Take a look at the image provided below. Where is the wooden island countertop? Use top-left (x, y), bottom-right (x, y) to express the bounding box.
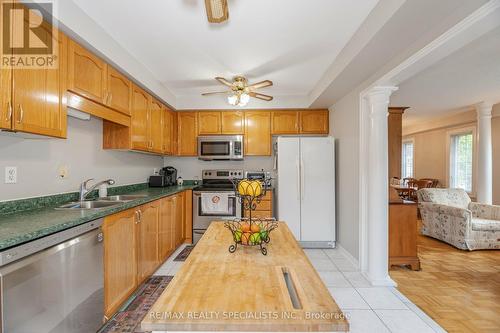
top-left (141, 221), bottom-right (349, 332)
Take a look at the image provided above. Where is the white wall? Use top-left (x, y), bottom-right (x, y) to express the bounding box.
top-left (0, 117), bottom-right (163, 201)
top-left (329, 91), bottom-right (360, 260)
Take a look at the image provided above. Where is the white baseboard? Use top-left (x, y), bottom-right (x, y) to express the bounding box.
top-left (336, 243), bottom-right (360, 270)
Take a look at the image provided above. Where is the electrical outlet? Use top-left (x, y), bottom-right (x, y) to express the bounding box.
top-left (5, 166), bottom-right (17, 184)
top-left (58, 165), bottom-right (69, 179)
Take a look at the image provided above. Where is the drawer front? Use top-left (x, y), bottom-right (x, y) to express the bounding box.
top-left (245, 210), bottom-right (273, 219)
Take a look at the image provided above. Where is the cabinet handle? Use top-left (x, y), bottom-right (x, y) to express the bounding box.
top-left (135, 210), bottom-right (140, 224)
top-left (108, 93), bottom-right (113, 105)
top-left (138, 209), bottom-right (142, 223)
top-left (6, 101), bottom-right (12, 122)
top-left (17, 105), bottom-right (24, 124)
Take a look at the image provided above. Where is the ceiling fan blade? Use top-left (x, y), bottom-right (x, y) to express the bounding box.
top-left (248, 80), bottom-right (273, 90)
top-left (205, 0), bottom-right (229, 23)
top-left (249, 92), bottom-right (273, 101)
top-left (201, 91), bottom-right (228, 96)
top-left (215, 77), bottom-right (233, 87)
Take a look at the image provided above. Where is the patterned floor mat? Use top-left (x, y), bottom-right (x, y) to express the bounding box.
top-left (98, 275), bottom-right (173, 333)
top-left (173, 245), bottom-right (194, 261)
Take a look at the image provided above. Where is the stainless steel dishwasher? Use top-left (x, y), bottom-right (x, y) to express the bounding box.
top-left (0, 219), bottom-right (104, 333)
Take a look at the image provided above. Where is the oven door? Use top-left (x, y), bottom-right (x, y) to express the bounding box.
top-left (193, 192), bottom-right (241, 230)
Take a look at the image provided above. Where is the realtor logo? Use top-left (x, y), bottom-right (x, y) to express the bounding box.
top-left (1, 1), bottom-right (58, 68)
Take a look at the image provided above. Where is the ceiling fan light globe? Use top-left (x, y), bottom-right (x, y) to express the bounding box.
top-left (239, 93), bottom-right (250, 105)
top-left (227, 94), bottom-right (238, 106)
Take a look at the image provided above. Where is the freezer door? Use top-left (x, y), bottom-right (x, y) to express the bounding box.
top-left (277, 137), bottom-right (301, 240)
top-left (300, 137), bottom-right (336, 242)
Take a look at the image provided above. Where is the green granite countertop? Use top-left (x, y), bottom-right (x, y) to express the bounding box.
top-left (0, 184), bottom-right (198, 251)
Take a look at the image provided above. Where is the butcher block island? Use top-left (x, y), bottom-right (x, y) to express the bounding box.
top-left (141, 221), bottom-right (349, 332)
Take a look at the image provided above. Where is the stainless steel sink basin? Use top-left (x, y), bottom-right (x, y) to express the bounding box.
top-left (56, 200), bottom-right (121, 210)
top-left (100, 195), bottom-right (148, 201)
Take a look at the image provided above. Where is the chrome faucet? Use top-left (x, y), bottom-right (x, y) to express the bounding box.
top-left (79, 178), bottom-right (115, 201)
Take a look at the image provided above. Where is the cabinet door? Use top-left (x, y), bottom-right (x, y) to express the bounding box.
top-left (137, 202), bottom-right (159, 284)
top-left (107, 66), bottom-right (131, 115)
top-left (173, 193), bottom-right (185, 247)
top-left (172, 112), bottom-right (179, 155)
top-left (163, 108), bottom-right (174, 155)
top-left (12, 28), bottom-right (67, 138)
top-left (131, 86), bottom-right (150, 151)
top-left (198, 111), bottom-right (221, 134)
top-left (149, 98), bottom-right (164, 153)
top-left (221, 111), bottom-right (244, 134)
top-left (103, 209), bottom-right (137, 318)
top-left (159, 197), bottom-right (175, 262)
top-left (244, 111), bottom-right (271, 156)
top-left (0, 8), bottom-right (11, 131)
top-left (271, 111), bottom-right (299, 134)
top-left (177, 112), bottom-right (198, 156)
top-left (68, 40), bottom-right (107, 103)
top-left (300, 110), bottom-right (329, 134)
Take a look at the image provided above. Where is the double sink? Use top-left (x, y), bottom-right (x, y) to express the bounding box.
top-left (56, 195), bottom-right (148, 210)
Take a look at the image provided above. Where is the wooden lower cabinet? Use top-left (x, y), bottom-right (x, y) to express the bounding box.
top-left (244, 190), bottom-right (273, 219)
top-left (103, 191), bottom-right (190, 318)
top-left (137, 202), bottom-right (160, 284)
top-left (173, 193), bottom-right (185, 247)
top-left (159, 196), bottom-right (175, 262)
top-left (103, 209), bottom-right (138, 318)
top-left (389, 202), bottom-right (420, 270)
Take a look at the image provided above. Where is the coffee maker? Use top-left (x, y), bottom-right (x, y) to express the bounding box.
top-left (149, 166), bottom-right (177, 187)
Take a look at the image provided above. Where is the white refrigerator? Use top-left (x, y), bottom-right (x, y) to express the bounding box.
top-left (276, 137), bottom-right (336, 248)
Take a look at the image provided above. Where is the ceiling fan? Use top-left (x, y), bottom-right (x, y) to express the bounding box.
top-left (202, 76), bottom-right (274, 106)
top-left (205, 0), bottom-right (229, 23)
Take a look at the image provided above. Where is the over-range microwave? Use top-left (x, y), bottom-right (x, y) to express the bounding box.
top-left (198, 135), bottom-right (244, 160)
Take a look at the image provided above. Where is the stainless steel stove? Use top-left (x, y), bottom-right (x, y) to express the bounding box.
top-left (192, 169), bottom-right (244, 243)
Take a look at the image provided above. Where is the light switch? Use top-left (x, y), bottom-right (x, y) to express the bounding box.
top-left (5, 166), bottom-right (17, 184)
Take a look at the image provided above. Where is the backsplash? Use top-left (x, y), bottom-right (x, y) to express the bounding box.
top-left (0, 117), bottom-right (163, 201)
top-left (162, 156), bottom-right (277, 181)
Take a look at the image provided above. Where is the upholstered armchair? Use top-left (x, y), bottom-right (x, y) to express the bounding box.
top-left (417, 188), bottom-right (500, 250)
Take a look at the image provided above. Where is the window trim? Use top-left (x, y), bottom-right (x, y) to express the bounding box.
top-left (446, 126), bottom-right (477, 196)
top-left (401, 137), bottom-right (415, 179)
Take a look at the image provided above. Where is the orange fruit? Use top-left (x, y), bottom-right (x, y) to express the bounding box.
top-left (241, 232), bottom-right (251, 245)
top-left (250, 223), bottom-right (261, 233)
top-left (241, 223), bottom-right (250, 232)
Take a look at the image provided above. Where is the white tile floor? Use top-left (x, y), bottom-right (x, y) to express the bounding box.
top-left (154, 245), bottom-right (446, 333)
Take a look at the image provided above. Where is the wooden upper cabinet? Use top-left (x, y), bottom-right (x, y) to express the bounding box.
top-left (68, 40), bottom-right (107, 104)
top-left (177, 111), bottom-right (198, 156)
top-left (271, 111), bottom-right (299, 135)
top-left (149, 98), bottom-right (164, 154)
top-left (172, 112), bottom-right (179, 155)
top-left (107, 66), bottom-right (132, 115)
top-left (300, 110), bottom-right (329, 134)
top-left (130, 86), bottom-right (150, 151)
top-left (0, 13), bottom-right (11, 131)
top-left (221, 111), bottom-right (244, 134)
top-left (244, 111), bottom-right (271, 156)
top-left (103, 209), bottom-right (137, 318)
top-left (163, 108), bottom-right (174, 155)
top-left (137, 202), bottom-right (159, 284)
top-left (11, 27), bottom-right (67, 138)
top-left (198, 111), bottom-right (221, 135)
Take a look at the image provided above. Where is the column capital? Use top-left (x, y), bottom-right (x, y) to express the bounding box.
top-left (475, 101), bottom-right (493, 118)
top-left (365, 86), bottom-right (399, 104)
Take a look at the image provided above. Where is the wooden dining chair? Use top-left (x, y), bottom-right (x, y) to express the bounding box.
top-left (419, 178), bottom-right (439, 188)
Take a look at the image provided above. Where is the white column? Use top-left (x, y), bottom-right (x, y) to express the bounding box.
top-left (476, 102), bottom-right (493, 204)
top-left (365, 86), bottom-right (398, 286)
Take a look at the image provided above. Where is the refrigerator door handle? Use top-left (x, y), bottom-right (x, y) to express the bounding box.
top-left (300, 157), bottom-right (305, 201)
top-left (296, 157), bottom-right (301, 201)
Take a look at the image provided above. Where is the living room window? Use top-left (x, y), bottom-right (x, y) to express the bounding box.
top-left (402, 139), bottom-right (414, 179)
top-left (449, 131), bottom-right (474, 193)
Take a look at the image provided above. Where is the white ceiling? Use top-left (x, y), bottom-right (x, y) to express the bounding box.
top-left (71, 0), bottom-right (379, 108)
top-left (392, 24), bottom-right (500, 126)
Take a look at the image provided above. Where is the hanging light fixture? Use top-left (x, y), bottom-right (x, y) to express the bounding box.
top-left (227, 94), bottom-right (238, 106)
